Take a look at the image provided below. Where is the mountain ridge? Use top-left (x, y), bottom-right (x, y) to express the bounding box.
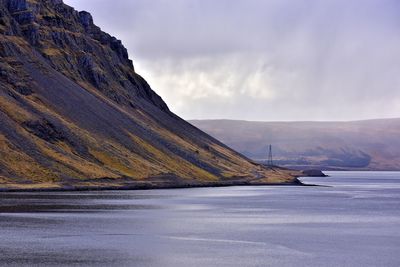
top-left (0, 0), bottom-right (297, 190)
top-left (190, 118), bottom-right (400, 171)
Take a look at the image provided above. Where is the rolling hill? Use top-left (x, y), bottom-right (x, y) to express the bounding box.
top-left (190, 118), bottom-right (400, 171)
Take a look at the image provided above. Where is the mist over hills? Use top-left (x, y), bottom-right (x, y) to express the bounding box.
top-left (190, 118), bottom-right (400, 171)
top-left (0, 0), bottom-right (296, 190)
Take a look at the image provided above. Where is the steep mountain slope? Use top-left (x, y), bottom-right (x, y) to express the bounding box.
top-left (0, 0), bottom-right (296, 190)
top-left (190, 119), bottom-right (400, 171)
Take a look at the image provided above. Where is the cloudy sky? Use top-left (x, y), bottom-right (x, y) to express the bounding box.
top-left (65, 0), bottom-right (400, 121)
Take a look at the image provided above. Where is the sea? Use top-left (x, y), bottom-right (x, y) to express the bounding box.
top-left (0, 171), bottom-right (399, 266)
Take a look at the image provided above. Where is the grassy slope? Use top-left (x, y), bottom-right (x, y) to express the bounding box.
top-left (0, 1), bottom-right (297, 190)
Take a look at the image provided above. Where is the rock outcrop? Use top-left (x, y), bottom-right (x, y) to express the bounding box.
top-left (301, 170), bottom-right (328, 177)
top-left (0, 0), bottom-right (297, 190)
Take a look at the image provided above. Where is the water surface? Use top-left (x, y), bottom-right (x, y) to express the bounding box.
top-left (1, 171), bottom-right (399, 266)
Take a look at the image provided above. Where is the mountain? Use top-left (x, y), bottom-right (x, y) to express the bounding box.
top-left (190, 118), bottom-right (400, 171)
top-left (0, 0), bottom-right (298, 190)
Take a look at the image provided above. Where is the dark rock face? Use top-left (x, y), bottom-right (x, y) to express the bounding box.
top-left (2, 0), bottom-right (165, 110)
top-left (78, 11), bottom-right (92, 29)
top-left (6, 0), bottom-right (28, 12)
top-left (302, 170), bottom-right (328, 177)
top-left (22, 120), bottom-right (65, 143)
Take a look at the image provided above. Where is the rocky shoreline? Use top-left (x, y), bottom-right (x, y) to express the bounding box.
top-left (0, 167), bottom-right (326, 192)
top-left (0, 177), bottom-right (306, 192)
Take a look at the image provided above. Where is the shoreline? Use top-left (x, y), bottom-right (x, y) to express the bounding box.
top-left (0, 177), bottom-right (313, 193)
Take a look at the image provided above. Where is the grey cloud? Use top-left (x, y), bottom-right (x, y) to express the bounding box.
top-left (65, 0), bottom-right (400, 121)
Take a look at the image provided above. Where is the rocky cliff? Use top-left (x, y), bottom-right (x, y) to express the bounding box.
top-left (0, 0), bottom-right (297, 190)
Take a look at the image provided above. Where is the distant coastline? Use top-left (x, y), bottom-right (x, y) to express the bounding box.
top-left (190, 119), bottom-right (400, 171)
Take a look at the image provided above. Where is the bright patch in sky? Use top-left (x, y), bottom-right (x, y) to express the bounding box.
top-left (65, 0), bottom-right (400, 121)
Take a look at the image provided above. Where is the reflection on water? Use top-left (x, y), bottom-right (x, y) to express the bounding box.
top-left (1, 172), bottom-right (400, 266)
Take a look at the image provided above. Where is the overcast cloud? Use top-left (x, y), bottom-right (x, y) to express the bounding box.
top-left (65, 0), bottom-right (400, 121)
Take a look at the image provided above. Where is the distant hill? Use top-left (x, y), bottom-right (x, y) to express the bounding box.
top-left (0, 0), bottom-right (296, 190)
top-left (190, 119), bottom-right (400, 171)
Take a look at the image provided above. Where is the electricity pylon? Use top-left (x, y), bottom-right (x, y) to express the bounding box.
top-left (267, 144), bottom-right (273, 167)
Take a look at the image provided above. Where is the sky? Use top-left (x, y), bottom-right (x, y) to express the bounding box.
top-left (64, 0), bottom-right (400, 121)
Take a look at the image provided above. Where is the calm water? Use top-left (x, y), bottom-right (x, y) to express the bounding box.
top-left (1, 171), bottom-right (399, 266)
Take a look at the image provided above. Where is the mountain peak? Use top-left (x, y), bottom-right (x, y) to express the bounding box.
top-left (2, 0), bottom-right (171, 110)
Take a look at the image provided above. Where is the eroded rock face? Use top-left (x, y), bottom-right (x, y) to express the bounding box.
top-left (1, 0), bottom-right (167, 111)
top-left (78, 11), bottom-right (92, 29)
top-left (6, 0), bottom-right (28, 13)
top-left (22, 119), bottom-right (65, 143)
